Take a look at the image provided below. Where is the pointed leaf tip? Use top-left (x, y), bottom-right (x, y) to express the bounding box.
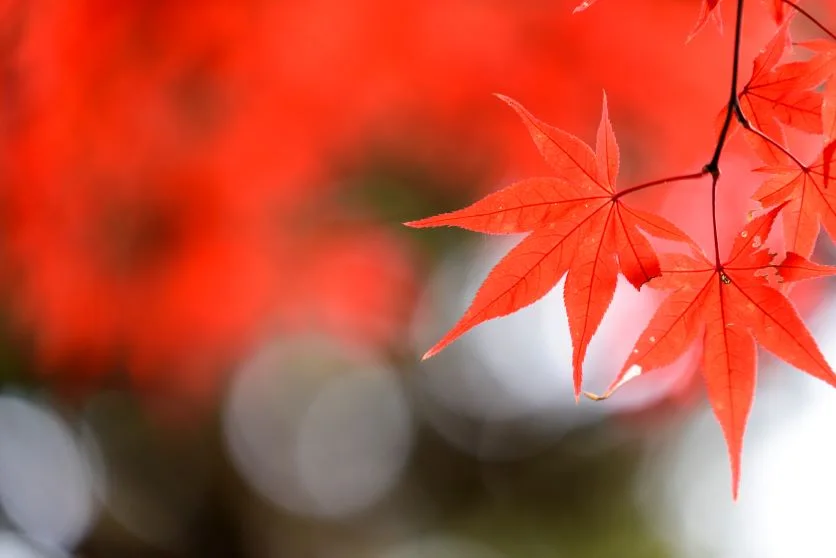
top-left (777, 252), bottom-right (836, 283)
top-left (493, 92), bottom-right (513, 105)
top-left (496, 93), bottom-right (609, 195)
top-left (421, 344), bottom-right (443, 360)
top-left (595, 89), bottom-right (619, 191)
top-left (732, 476), bottom-right (741, 501)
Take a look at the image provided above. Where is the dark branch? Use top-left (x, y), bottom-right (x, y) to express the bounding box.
top-left (703, 0), bottom-right (747, 267)
top-left (613, 171), bottom-right (708, 200)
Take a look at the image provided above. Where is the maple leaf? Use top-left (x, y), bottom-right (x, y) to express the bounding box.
top-left (752, 74), bottom-right (836, 262)
top-left (736, 22), bottom-right (830, 165)
top-left (753, 140), bottom-right (836, 258)
top-left (594, 206), bottom-right (836, 497)
top-left (406, 94), bottom-right (696, 397)
top-left (751, 36), bottom-right (836, 252)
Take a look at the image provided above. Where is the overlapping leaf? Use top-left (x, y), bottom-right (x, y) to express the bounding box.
top-left (754, 145), bottom-right (836, 258)
top-left (753, 50), bottom-right (836, 259)
top-left (736, 22), bottom-right (830, 164)
top-left (595, 206), bottom-right (836, 497)
top-left (804, 39), bottom-right (836, 186)
top-left (406, 95), bottom-right (695, 396)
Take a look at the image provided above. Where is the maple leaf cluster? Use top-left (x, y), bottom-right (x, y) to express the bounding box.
top-left (408, 0), bottom-right (836, 497)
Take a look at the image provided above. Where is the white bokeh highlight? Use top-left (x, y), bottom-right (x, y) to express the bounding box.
top-left (0, 395), bottom-right (100, 551)
top-left (0, 532), bottom-right (64, 558)
top-left (225, 340), bottom-right (413, 519)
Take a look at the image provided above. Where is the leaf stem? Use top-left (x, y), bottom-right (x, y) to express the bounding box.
top-left (613, 171), bottom-right (708, 200)
top-left (780, 0), bottom-right (836, 41)
top-left (735, 109), bottom-right (808, 170)
top-left (711, 172), bottom-right (722, 266)
top-left (704, 0), bottom-right (746, 268)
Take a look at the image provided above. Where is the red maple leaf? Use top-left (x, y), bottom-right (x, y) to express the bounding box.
top-left (736, 22), bottom-right (830, 164)
top-left (594, 205), bottom-right (836, 497)
top-left (752, 138), bottom-right (836, 258)
top-left (752, 38), bottom-right (836, 230)
top-left (406, 94), bottom-right (695, 396)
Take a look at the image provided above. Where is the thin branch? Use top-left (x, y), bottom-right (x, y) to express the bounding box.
top-left (613, 171), bottom-right (708, 200)
top-left (711, 173), bottom-right (722, 267)
top-left (703, 0), bottom-right (747, 268)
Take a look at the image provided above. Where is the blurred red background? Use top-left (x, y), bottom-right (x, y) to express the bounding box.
top-left (0, 0), bottom-right (786, 401)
